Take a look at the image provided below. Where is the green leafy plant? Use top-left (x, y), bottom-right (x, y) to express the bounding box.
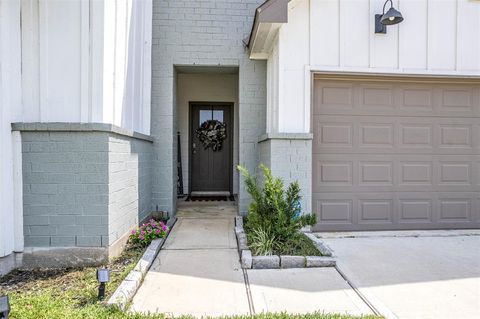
top-left (248, 227), bottom-right (277, 256)
top-left (129, 218), bottom-right (169, 247)
top-left (238, 164), bottom-right (317, 256)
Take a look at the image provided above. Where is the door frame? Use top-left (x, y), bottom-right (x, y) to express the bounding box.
top-left (188, 101), bottom-right (234, 195)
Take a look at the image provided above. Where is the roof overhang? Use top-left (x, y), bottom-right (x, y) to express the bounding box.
top-left (247, 0), bottom-right (289, 60)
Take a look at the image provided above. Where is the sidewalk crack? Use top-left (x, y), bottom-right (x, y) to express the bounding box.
top-left (242, 267), bottom-right (255, 315)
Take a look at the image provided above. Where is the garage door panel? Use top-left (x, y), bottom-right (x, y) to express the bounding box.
top-left (313, 115), bottom-right (479, 155)
top-left (439, 124), bottom-right (472, 149)
top-left (313, 82), bottom-right (355, 112)
top-left (313, 78), bottom-right (480, 230)
top-left (437, 161), bottom-right (471, 185)
top-left (313, 198), bottom-right (354, 225)
top-left (359, 161), bottom-right (393, 186)
top-left (439, 86), bottom-right (479, 113)
top-left (312, 192), bottom-right (479, 231)
top-left (314, 154), bottom-right (480, 193)
top-left (314, 160), bottom-right (353, 187)
top-left (400, 85), bottom-right (434, 110)
top-left (358, 84), bottom-right (395, 110)
top-left (400, 161), bottom-right (433, 186)
top-left (435, 192), bottom-right (477, 223)
top-left (399, 124), bottom-right (433, 148)
top-left (358, 196), bottom-right (395, 225)
top-left (360, 124), bottom-right (394, 148)
top-left (359, 200), bottom-right (393, 224)
top-left (438, 198), bottom-right (472, 223)
top-left (313, 80), bottom-right (480, 117)
top-left (313, 121), bottom-right (353, 148)
top-left (398, 199), bottom-right (433, 224)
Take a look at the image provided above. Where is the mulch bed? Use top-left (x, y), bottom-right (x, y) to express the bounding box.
top-left (0, 244), bottom-right (143, 294)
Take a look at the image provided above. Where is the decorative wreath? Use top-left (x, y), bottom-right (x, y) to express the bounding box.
top-left (195, 120), bottom-right (227, 152)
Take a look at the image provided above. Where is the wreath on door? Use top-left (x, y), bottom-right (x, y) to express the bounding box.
top-left (195, 120), bottom-right (227, 151)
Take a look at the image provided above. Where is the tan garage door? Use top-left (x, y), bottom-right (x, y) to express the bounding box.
top-left (312, 75), bottom-right (480, 231)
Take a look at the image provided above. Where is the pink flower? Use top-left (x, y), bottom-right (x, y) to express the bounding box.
top-left (140, 230), bottom-right (145, 235)
top-left (131, 230), bottom-right (136, 235)
top-left (139, 235), bottom-right (144, 240)
top-left (162, 225), bottom-right (168, 231)
top-left (155, 229), bottom-right (161, 234)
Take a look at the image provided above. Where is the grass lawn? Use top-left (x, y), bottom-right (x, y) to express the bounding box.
top-left (0, 244), bottom-right (381, 319)
top-left (0, 244), bottom-right (146, 319)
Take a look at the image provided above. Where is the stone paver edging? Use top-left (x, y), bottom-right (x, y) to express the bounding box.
top-left (107, 217), bottom-right (177, 310)
top-left (234, 216), bottom-right (336, 269)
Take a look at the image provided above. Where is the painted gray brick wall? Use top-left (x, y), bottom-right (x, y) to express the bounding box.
top-left (258, 135), bottom-right (313, 215)
top-left (22, 131), bottom-right (110, 248)
top-left (108, 135), bottom-right (153, 246)
top-left (21, 129), bottom-right (153, 249)
top-left (151, 0), bottom-right (267, 214)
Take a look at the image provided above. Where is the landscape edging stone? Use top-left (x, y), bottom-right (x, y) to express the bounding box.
top-left (234, 216), bottom-right (336, 269)
top-left (107, 216), bottom-right (177, 310)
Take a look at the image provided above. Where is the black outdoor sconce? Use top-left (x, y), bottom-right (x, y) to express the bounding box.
top-left (375, 0), bottom-right (404, 34)
top-left (96, 268), bottom-right (110, 300)
top-left (0, 295), bottom-right (10, 319)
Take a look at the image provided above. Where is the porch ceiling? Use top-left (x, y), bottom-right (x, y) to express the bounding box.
top-left (175, 66), bottom-right (239, 74)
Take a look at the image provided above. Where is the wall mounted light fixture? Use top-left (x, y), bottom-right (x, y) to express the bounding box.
top-left (375, 0), bottom-right (404, 34)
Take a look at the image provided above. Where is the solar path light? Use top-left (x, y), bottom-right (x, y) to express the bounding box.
top-left (0, 295), bottom-right (10, 319)
top-left (96, 268), bottom-right (110, 300)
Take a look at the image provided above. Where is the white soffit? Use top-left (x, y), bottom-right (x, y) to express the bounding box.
top-left (248, 0), bottom-right (288, 60)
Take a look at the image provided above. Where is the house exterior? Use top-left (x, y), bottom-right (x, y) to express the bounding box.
top-left (1, 0), bottom-right (479, 272)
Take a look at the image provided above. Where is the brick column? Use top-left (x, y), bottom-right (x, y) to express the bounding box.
top-left (257, 133), bottom-right (313, 214)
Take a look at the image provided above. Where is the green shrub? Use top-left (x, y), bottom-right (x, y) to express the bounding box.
top-left (238, 164), bottom-right (317, 256)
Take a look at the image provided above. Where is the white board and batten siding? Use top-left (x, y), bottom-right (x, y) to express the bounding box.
top-left (0, 0), bottom-right (23, 258)
top-left (21, 0), bottom-right (152, 135)
top-left (0, 0), bottom-right (153, 259)
top-left (273, 0), bottom-right (480, 134)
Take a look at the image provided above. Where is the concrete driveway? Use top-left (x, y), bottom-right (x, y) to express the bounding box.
top-left (320, 232), bottom-right (480, 319)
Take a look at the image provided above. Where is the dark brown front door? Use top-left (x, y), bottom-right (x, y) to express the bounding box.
top-left (190, 103), bottom-right (232, 194)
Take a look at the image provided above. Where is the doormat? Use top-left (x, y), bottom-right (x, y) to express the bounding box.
top-left (186, 195), bottom-right (235, 202)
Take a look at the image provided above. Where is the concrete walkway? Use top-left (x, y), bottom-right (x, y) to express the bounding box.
top-left (131, 204), bottom-right (373, 317)
top-left (321, 232), bottom-right (480, 319)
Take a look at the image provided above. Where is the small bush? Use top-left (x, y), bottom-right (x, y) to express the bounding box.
top-left (129, 219), bottom-right (169, 247)
top-left (238, 164), bottom-right (317, 256)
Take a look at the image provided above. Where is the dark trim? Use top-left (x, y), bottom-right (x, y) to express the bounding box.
top-left (246, 0), bottom-right (289, 49)
top-left (188, 102), bottom-right (235, 196)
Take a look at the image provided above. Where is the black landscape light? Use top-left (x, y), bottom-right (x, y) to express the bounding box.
top-left (375, 0), bottom-right (404, 34)
top-left (0, 295), bottom-right (10, 319)
top-left (96, 268), bottom-right (110, 300)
